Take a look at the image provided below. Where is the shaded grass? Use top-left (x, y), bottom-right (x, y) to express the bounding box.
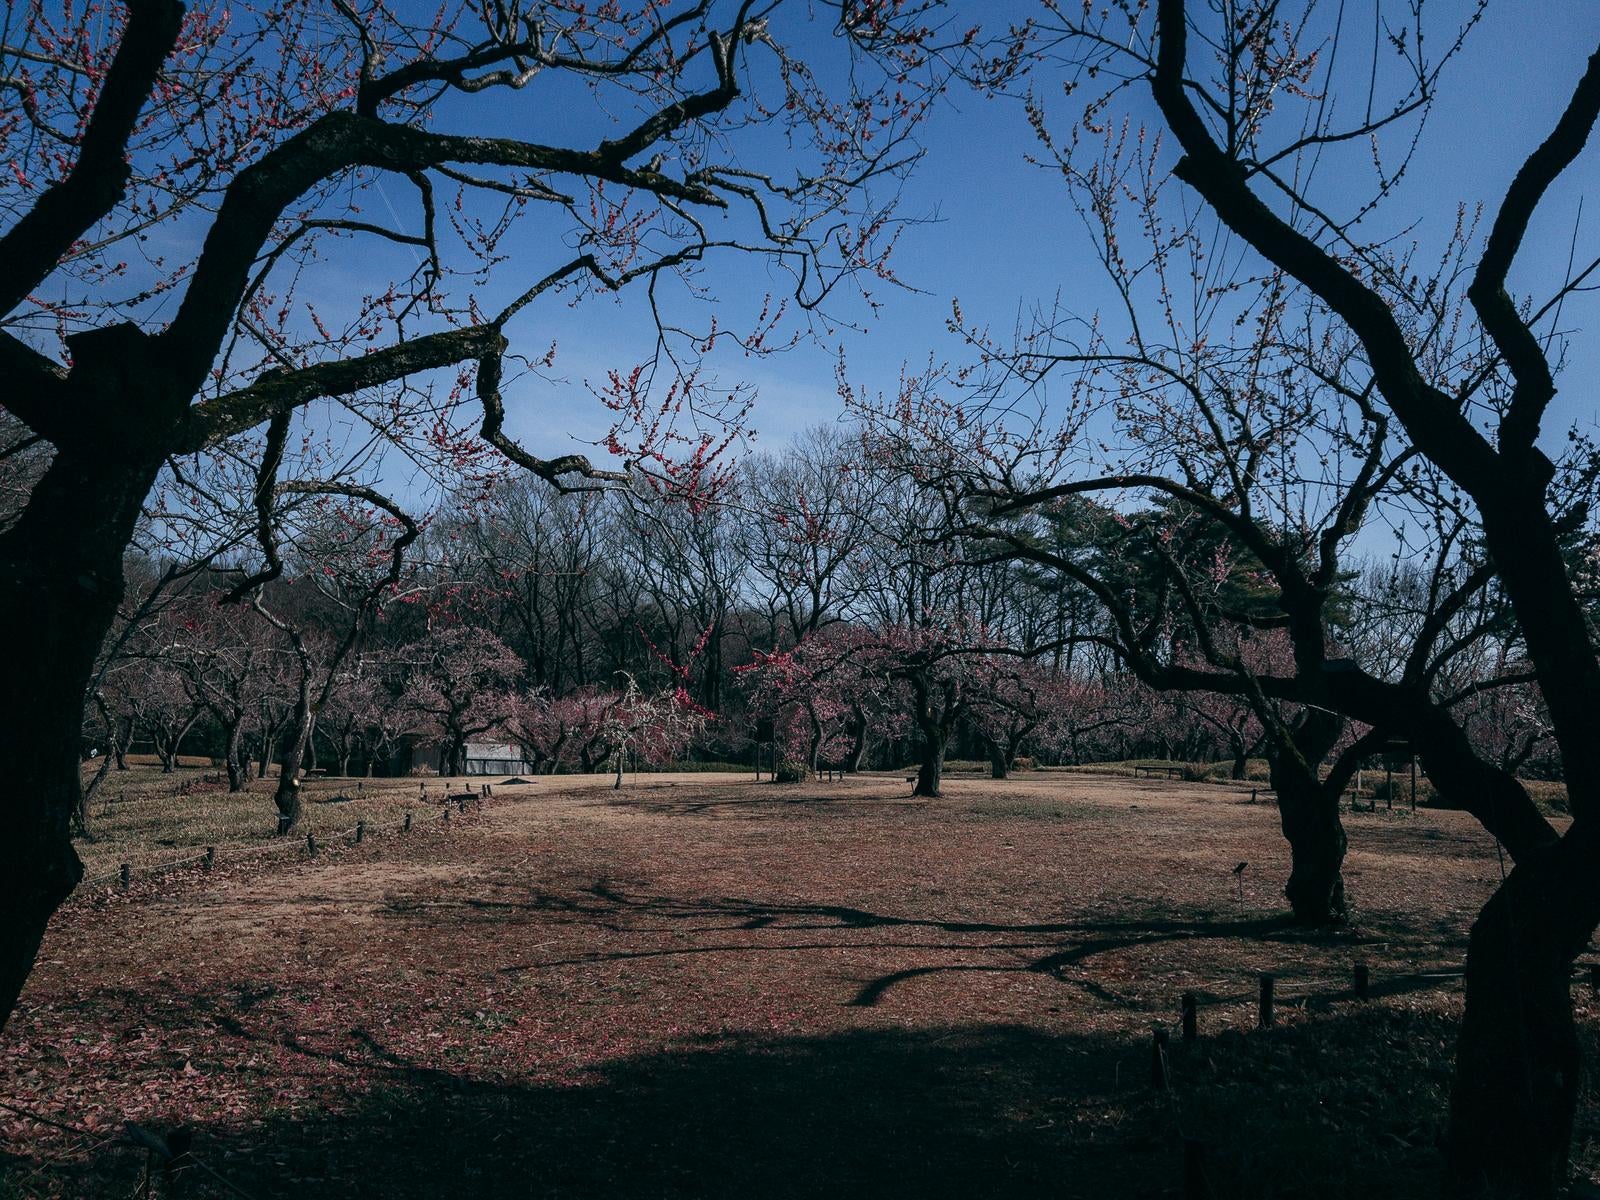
top-left (21, 1009), bottom-right (1587, 1199)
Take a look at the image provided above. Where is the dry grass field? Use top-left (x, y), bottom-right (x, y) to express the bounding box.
top-left (2, 767), bottom-right (1597, 1198)
top-left (71, 761), bottom-right (483, 882)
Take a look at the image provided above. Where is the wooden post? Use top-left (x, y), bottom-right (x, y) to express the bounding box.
top-left (355, 820), bottom-right (365, 844)
top-left (1181, 992), bottom-right (1198, 1043)
top-left (1258, 974), bottom-right (1275, 1029)
top-left (306, 832), bottom-right (317, 857)
top-left (442, 807), bottom-right (450, 824)
top-left (119, 863), bottom-right (131, 889)
top-left (1249, 788), bottom-right (1256, 804)
top-left (1355, 962), bottom-right (1370, 1000)
top-left (203, 846), bottom-right (215, 871)
top-left (403, 811), bottom-right (412, 832)
top-left (1151, 1028), bottom-right (1170, 1090)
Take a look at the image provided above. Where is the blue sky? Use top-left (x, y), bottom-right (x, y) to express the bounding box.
top-left (485, 0), bottom-right (1600, 472)
top-left (29, 1), bottom-right (1594, 499)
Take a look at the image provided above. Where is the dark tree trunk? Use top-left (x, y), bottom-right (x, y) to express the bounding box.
top-left (987, 738), bottom-right (1009, 780)
top-left (845, 706), bottom-right (868, 773)
top-left (913, 715), bottom-right (951, 798)
top-left (78, 696), bottom-right (120, 838)
top-left (222, 716), bottom-right (246, 792)
top-left (154, 708), bottom-right (200, 774)
top-left (77, 750), bottom-right (112, 841)
top-left (914, 744), bottom-right (944, 797)
top-left (907, 676), bottom-right (954, 798)
top-left (0, 444), bottom-right (163, 1033)
top-left (273, 703), bottom-right (312, 834)
top-left (1230, 743), bottom-right (1248, 780)
top-left (1273, 771), bottom-right (1348, 924)
top-left (546, 731), bottom-right (569, 775)
top-left (1266, 709), bottom-right (1348, 925)
top-left (1446, 831), bottom-right (1600, 1198)
top-left (445, 731), bottom-right (468, 778)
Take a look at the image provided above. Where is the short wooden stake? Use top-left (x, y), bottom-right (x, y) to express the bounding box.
top-left (203, 846), bottom-right (215, 871)
top-left (1151, 1028), bottom-right (1170, 1090)
top-left (355, 820), bottom-right (365, 844)
top-left (403, 811), bottom-right (412, 832)
top-left (1181, 992), bottom-right (1198, 1043)
top-left (306, 832), bottom-right (317, 857)
top-left (119, 863), bottom-right (131, 889)
top-left (1249, 788), bottom-right (1256, 804)
top-left (1354, 962), bottom-right (1370, 1000)
top-left (442, 807), bottom-right (450, 824)
top-left (1258, 973), bottom-right (1275, 1029)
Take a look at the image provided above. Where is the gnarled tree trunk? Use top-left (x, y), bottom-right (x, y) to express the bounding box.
top-left (221, 715), bottom-right (247, 792)
top-left (272, 702), bottom-right (312, 834)
top-left (0, 444), bottom-right (164, 1032)
top-left (1266, 708), bottom-right (1348, 925)
top-left (1446, 832), bottom-right (1600, 1198)
top-left (907, 675), bottom-right (957, 799)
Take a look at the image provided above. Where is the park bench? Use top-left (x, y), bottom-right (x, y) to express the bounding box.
top-left (1133, 764), bottom-right (1186, 780)
top-left (443, 783), bottom-right (493, 809)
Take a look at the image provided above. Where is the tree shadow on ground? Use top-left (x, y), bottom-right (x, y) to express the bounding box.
top-left (437, 884), bottom-right (1445, 998)
top-left (27, 1012), bottom-right (1495, 1200)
